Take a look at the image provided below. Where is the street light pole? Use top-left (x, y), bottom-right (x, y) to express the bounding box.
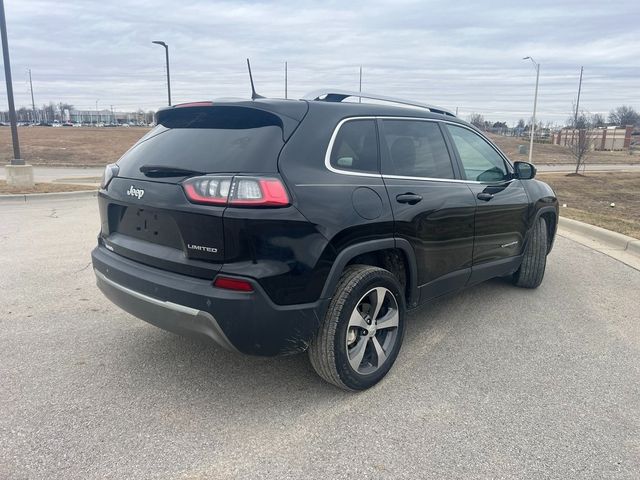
top-left (523, 56), bottom-right (539, 163)
top-left (0, 0), bottom-right (22, 164)
top-left (152, 41), bottom-right (171, 106)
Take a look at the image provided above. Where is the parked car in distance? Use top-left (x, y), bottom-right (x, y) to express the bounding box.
top-left (92, 90), bottom-right (558, 390)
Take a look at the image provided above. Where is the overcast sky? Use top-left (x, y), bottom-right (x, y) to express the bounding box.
top-left (1, 0), bottom-right (638, 124)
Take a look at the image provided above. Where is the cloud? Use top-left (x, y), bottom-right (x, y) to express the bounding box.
top-left (0, 0), bottom-right (638, 124)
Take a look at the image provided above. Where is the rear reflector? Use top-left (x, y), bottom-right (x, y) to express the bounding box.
top-left (213, 276), bottom-right (254, 292)
top-left (182, 175), bottom-right (289, 207)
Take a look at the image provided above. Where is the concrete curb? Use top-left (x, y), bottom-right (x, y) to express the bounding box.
top-left (558, 216), bottom-right (640, 264)
top-left (0, 189), bottom-right (98, 203)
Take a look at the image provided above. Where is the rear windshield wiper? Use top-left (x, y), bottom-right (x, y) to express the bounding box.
top-left (139, 165), bottom-right (204, 178)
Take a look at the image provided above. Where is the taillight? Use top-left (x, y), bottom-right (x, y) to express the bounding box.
top-left (213, 276), bottom-right (254, 292)
top-left (182, 176), bottom-right (232, 205)
top-left (229, 177), bottom-right (289, 206)
top-left (182, 175), bottom-right (290, 207)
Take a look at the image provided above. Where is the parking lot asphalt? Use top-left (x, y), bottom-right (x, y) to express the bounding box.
top-left (1, 197), bottom-right (639, 479)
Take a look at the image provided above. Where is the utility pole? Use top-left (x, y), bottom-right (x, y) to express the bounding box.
top-left (284, 61), bottom-right (288, 99)
top-left (529, 63), bottom-right (540, 163)
top-left (455, 106), bottom-right (459, 116)
top-left (152, 41), bottom-right (171, 106)
top-left (111, 105), bottom-right (115, 125)
top-left (28, 68), bottom-right (36, 123)
top-left (1, 0), bottom-right (33, 186)
top-left (523, 56), bottom-right (540, 163)
top-left (1, 0), bottom-right (22, 164)
top-left (95, 99), bottom-right (99, 125)
top-left (358, 66), bottom-right (362, 103)
top-left (574, 66), bottom-right (583, 127)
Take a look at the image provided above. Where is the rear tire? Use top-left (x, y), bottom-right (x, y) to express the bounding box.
top-left (309, 265), bottom-right (406, 391)
top-left (513, 217), bottom-right (548, 288)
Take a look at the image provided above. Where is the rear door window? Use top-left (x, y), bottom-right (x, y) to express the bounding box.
top-left (380, 119), bottom-right (455, 179)
top-left (329, 119), bottom-right (379, 173)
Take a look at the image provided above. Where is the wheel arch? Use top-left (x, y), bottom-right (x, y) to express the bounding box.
top-left (319, 238), bottom-right (419, 308)
top-left (534, 206), bottom-right (558, 253)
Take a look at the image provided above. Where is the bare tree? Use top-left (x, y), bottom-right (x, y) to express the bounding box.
top-left (468, 113), bottom-right (485, 129)
top-left (608, 105), bottom-right (639, 126)
top-left (575, 113), bottom-right (589, 129)
top-left (568, 112), bottom-right (596, 174)
top-left (16, 107), bottom-right (29, 122)
top-left (591, 113), bottom-right (606, 127)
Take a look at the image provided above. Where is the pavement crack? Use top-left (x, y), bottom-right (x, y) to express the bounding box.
top-left (74, 261), bottom-right (92, 273)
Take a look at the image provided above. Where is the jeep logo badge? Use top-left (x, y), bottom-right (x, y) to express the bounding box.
top-left (126, 186), bottom-right (145, 199)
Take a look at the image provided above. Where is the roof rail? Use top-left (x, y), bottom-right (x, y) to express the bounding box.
top-left (302, 89), bottom-right (455, 117)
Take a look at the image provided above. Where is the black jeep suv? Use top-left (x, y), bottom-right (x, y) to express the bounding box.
top-left (92, 90), bottom-right (558, 390)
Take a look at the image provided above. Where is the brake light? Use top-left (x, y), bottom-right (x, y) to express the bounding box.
top-left (213, 276), bottom-right (254, 292)
top-left (182, 176), bottom-right (290, 207)
top-left (174, 101), bottom-right (214, 108)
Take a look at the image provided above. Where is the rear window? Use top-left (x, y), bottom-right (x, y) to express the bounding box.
top-left (329, 120), bottom-right (379, 173)
top-left (117, 106), bottom-right (285, 178)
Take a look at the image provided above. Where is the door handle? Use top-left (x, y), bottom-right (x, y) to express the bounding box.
top-left (396, 193), bottom-right (423, 205)
top-left (477, 192), bottom-right (494, 201)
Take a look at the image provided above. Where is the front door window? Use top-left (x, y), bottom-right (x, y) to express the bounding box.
top-left (447, 125), bottom-right (508, 182)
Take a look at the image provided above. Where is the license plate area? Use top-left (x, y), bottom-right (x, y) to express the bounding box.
top-left (135, 209), bottom-right (162, 240)
top-left (113, 206), bottom-right (183, 250)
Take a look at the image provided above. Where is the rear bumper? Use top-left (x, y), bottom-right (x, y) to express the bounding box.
top-left (95, 269), bottom-right (238, 352)
top-left (92, 245), bottom-right (327, 356)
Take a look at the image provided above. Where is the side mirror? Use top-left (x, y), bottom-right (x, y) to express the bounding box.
top-left (514, 161), bottom-right (536, 180)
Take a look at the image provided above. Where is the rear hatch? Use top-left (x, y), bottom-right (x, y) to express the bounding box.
top-left (98, 101), bottom-right (307, 278)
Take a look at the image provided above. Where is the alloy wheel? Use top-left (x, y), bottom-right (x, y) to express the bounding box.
top-left (345, 286), bottom-right (400, 375)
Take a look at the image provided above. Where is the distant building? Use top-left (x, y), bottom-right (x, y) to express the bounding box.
top-left (69, 109), bottom-right (150, 125)
top-left (554, 126), bottom-right (633, 151)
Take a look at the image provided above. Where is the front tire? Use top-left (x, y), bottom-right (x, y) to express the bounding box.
top-left (513, 217), bottom-right (548, 288)
top-left (309, 265), bottom-right (406, 391)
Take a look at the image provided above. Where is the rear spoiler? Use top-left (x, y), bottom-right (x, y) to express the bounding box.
top-left (155, 100), bottom-right (309, 141)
